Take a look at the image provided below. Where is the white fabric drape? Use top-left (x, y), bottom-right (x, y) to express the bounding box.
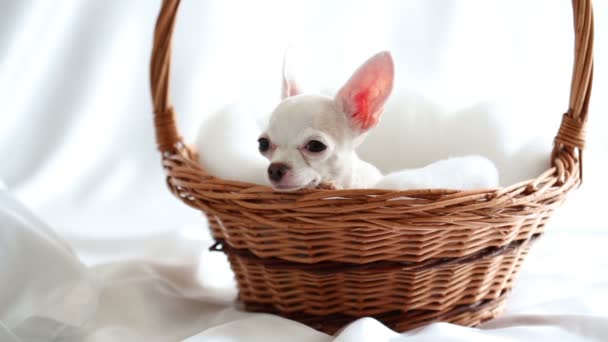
top-left (1, 0), bottom-right (607, 341)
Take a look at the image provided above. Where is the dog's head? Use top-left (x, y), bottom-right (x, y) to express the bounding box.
top-left (259, 51), bottom-right (394, 191)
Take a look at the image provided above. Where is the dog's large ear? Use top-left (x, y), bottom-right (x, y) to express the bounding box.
top-left (281, 51), bottom-right (301, 99)
top-left (335, 51), bottom-right (394, 133)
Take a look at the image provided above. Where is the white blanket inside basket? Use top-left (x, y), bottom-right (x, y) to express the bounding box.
top-left (196, 91), bottom-right (550, 189)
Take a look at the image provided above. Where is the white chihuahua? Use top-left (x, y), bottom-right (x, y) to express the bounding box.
top-left (258, 51), bottom-right (393, 191)
top-left (254, 51), bottom-right (499, 191)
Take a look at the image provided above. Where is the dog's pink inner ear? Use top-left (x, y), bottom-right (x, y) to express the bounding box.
top-left (282, 76), bottom-right (301, 99)
top-left (281, 55), bottom-right (301, 99)
top-left (335, 51), bottom-right (394, 132)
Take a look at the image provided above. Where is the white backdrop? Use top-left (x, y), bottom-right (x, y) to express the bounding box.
top-left (1, 1), bottom-right (607, 341)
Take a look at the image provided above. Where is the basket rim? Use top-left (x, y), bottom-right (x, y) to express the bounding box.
top-left (161, 143), bottom-right (580, 205)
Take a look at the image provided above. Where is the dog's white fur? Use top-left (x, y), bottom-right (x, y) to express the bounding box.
top-left (261, 95), bottom-right (383, 190)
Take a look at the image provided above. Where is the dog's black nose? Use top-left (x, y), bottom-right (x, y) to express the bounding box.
top-left (268, 163), bottom-right (289, 182)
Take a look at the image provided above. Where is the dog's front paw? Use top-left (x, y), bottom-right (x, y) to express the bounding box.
top-left (317, 181), bottom-right (341, 190)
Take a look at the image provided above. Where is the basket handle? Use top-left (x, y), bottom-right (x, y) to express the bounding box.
top-left (552, 0), bottom-right (594, 182)
top-left (150, 0), bottom-right (594, 170)
top-left (150, 0), bottom-right (182, 153)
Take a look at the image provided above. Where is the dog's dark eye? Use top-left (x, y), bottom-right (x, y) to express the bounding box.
top-left (306, 140), bottom-right (326, 153)
top-left (258, 137), bottom-right (270, 153)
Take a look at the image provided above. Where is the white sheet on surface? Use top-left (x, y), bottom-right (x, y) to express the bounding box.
top-left (1, 0), bottom-right (607, 341)
top-left (2, 189), bottom-right (608, 342)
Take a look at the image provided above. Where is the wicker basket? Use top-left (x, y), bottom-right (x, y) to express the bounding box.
top-left (149, 0), bottom-right (594, 334)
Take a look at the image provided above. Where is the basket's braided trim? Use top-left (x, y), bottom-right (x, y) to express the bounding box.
top-left (210, 233), bottom-right (537, 272)
top-left (556, 112), bottom-right (586, 149)
top-left (154, 106), bottom-right (181, 153)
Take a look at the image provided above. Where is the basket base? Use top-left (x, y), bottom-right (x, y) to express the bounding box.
top-left (238, 289), bottom-right (509, 335)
